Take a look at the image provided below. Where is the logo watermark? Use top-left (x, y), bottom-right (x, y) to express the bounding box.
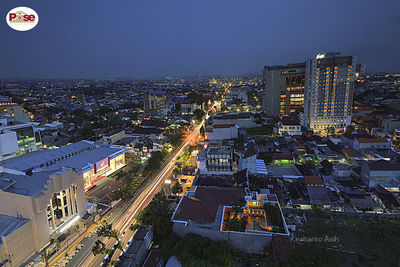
top-left (6, 7), bottom-right (39, 31)
top-left (292, 235), bottom-right (340, 243)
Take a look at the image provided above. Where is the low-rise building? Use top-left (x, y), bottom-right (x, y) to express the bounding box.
top-left (180, 102), bottom-right (202, 114)
top-left (118, 226), bottom-right (153, 267)
top-left (204, 146), bottom-right (236, 173)
top-left (171, 187), bottom-right (289, 254)
top-left (212, 113), bottom-right (259, 129)
top-left (206, 124), bottom-right (239, 141)
top-left (238, 141), bottom-right (257, 174)
top-left (381, 118), bottom-right (400, 134)
top-left (0, 114), bottom-right (41, 157)
top-left (277, 119), bottom-right (302, 136)
top-left (361, 159), bottom-right (400, 190)
top-left (353, 138), bottom-right (391, 150)
top-left (103, 129), bottom-right (126, 144)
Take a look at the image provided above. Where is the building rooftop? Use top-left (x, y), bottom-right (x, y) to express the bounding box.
top-left (2, 140), bottom-right (94, 172)
top-left (172, 187), bottom-right (245, 223)
top-left (368, 159), bottom-right (400, 171)
top-left (207, 146), bottom-right (232, 155)
top-left (212, 124), bottom-right (236, 129)
top-left (244, 142), bottom-right (257, 158)
top-left (306, 186), bottom-right (331, 206)
top-left (2, 141), bottom-right (127, 173)
top-left (213, 112), bottom-right (253, 120)
top-left (357, 138), bottom-right (389, 144)
top-left (304, 176), bottom-right (325, 186)
top-left (0, 169), bottom-right (62, 196)
top-left (0, 214), bottom-right (30, 245)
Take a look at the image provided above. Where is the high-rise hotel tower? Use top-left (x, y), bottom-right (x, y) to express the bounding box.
top-left (301, 53), bottom-right (356, 131)
top-left (262, 63), bottom-right (305, 116)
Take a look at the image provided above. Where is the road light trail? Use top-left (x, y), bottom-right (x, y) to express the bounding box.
top-left (72, 121), bottom-right (203, 267)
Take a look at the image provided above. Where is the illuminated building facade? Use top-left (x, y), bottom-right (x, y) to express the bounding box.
top-left (0, 114), bottom-right (40, 158)
top-left (0, 168), bottom-right (86, 265)
top-left (262, 63), bottom-right (305, 116)
top-left (144, 91), bottom-right (167, 117)
top-left (0, 96), bottom-right (30, 122)
top-left (302, 53), bottom-right (356, 131)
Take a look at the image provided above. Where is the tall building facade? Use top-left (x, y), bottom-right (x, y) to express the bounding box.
top-left (302, 53), bottom-right (356, 131)
top-left (262, 63), bottom-right (305, 116)
top-left (144, 91), bottom-right (167, 117)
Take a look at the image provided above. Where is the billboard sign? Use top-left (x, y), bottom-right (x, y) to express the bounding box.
top-left (94, 158), bottom-right (110, 173)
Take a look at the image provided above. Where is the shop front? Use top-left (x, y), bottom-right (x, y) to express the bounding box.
top-left (83, 152), bottom-right (126, 190)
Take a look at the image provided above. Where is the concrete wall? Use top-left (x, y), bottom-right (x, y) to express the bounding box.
top-left (263, 69), bottom-right (281, 116)
top-left (213, 118), bottom-right (258, 129)
top-left (173, 222), bottom-right (275, 254)
top-left (238, 155), bottom-right (257, 174)
top-left (0, 220), bottom-right (36, 267)
top-left (0, 168), bottom-right (86, 251)
top-left (207, 127), bottom-right (238, 141)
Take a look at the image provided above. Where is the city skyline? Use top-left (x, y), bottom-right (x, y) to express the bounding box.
top-left (1, 0), bottom-right (400, 79)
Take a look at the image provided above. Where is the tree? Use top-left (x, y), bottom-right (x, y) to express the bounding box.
top-left (171, 182), bottom-right (183, 195)
top-left (92, 221), bottom-right (120, 256)
top-left (175, 233), bottom-right (232, 267)
top-left (193, 109), bottom-right (205, 122)
top-left (78, 126), bottom-right (95, 139)
top-left (97, 221), bottom-right (119, 240)
top-left (224, 217), bottom-right (247, 232)
top-left (115, 171), bottom-right (129, 182)
top-left (92, 240), bottom-right (107, 256)
top-left (135, 193), bottom-right (172, 239)
top-left (143, 151), bottom-right (165, 175)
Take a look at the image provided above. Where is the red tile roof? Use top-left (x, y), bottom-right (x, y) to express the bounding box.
top-left (357, 138), bottom-right (389, 144)
top-left (172, 187), bottom-right (245, 223)
top-left (213, 124), bottom-right (236, 129)
top-left (274, 153), bottom-right (293, 160)
top-left (304, 176), bottom-right (325, 186)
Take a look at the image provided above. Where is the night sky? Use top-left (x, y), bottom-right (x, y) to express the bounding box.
top-left (1, 0), bottom-right (399, 78)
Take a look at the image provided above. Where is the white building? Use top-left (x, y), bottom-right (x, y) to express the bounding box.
top-left (361, 160), bottom-right (400, 189)
top-left (206, 124), bottom-right (239, 141)
top-left (212, 113), bottom-right (259, 129)
top-left (0, 130), bottom-right (19, 160)
top-left (277, 118), bottom-right (302, 136)
top-left (181, 103), bottom-right (202, 114)
top-left (238, 142), bottom-right (257, 175)
top-left (353, 138), bottom-right (391, 151)
top-left (0, 114), bottom-right (40, 157)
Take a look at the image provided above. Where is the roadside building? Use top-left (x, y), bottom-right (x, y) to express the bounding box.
top-left (180, 102), bottom-right (202, 115)
top-left (0, 168), bottom-right (86, 264)
top-left (0, 214), bottom-right (36, 267)
top-left (205, 124), bottom-right (239, 142)
top-left (212, 113), bottom-right (259, 129)
top-left (118, 226), bottom-right (153, 267)
top-left (1, 140), bottom-right (129, 190)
